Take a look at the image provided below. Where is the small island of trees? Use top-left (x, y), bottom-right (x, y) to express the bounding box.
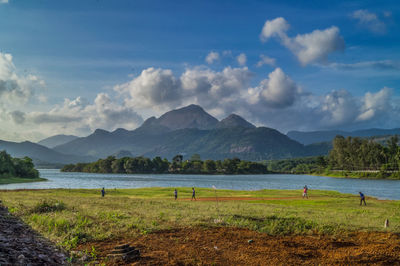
top-left (0, 150), bottom-right (41, 184)
top-left (61, 154), bottom-right (269, 175)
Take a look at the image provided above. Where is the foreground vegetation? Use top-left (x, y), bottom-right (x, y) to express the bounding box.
top-left (268, 135), bottom-right (400, 179)
top-left (61, 155), bottom-right (269, 175)
top-left (1, 188), bottom-right (399, 252)
top-left (0, 150), bottom-right (43, 184)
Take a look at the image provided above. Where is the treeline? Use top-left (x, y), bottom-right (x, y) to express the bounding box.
top-left (61, 155), bottom-right (269, 175)
top-left (329, 135), bottom-right (400, 171)
top-left (268, 135), bottom-right (400, 179)
top-left (0, 150), bottom-right (40, 179)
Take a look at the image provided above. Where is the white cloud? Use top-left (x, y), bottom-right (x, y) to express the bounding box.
top-left (260, 18), bottom-right (345, 65)
top-left (115, 67), bottom-right (181, 109)
top-left (26, 94), bottom-right (143, 135)
top-left (236, 53), bottom-right (247, 66)
top-left (352, 9), bottom-right (386, 33)
top-left (0, 52), bottom-right (45, 104)
top-left (260, 17), bottom-right (290, 42)
top-left (357, 87), bottom-right (392, 121)
top-left (248, 68), bottom-right (300, 108)
top-left (205, 51), bottom-right (220, 64)
top-left (256, 54), bottom-right (276, 67)
top-left (0, 0), bottom-right (8, 4)
top-left (321, 90), bottom-right (358, 126)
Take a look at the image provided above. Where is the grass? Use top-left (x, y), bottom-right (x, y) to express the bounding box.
top-left (1, 187), bottom-right (399, 250)
top-left (0, 177), bottom-right (47, 185)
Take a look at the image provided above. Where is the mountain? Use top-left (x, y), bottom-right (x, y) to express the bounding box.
top-left (54, 104), bottom-right (324, 160)
top-left (141, 104), bottom-right (219, 131)
top-left (287, 128), bottom-right (400, 145)
top-left (217, 114), bottom-right (255, 129)
top-left (0, 140), bottom-right (95, 165)
top-left (38, 134), bottom-right (79, 148)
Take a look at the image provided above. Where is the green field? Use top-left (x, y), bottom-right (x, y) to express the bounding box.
top-left (1, 188), bottom-right (399, 251)
top-left (0, 177), bottom-right (47, 185)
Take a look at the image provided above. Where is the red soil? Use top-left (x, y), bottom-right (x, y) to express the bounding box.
top-left (78, 227), bottom-right (400, 265)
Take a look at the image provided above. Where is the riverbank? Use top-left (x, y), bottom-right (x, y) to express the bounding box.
top-left (1, 188), bottom-right (399, 264)
top-left (307, 170), bottom-right (400, 180)
top-left (0, 177), bottom-right (47, 185)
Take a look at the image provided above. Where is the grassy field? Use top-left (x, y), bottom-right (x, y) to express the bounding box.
top-left (0, 177), bottom-right (47, 185)
top-left (0, 187), bottom-right (399, 251)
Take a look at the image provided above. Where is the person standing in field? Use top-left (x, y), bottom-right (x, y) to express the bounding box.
top-left (101, 187), bottom-right (105, 197)
top-left (359, 192), bottom-right (366, 206)
top-left (174, 189), bottom-right (178, 200)
top-left (191, 187), bottom-right (196, 201)
top-left (302, 185), bottom-right (308, 199)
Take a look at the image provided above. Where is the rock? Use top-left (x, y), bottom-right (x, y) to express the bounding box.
top-left (17, 254), bottom-right (25, 263)
top-left (248, 239), bottom-right (254, 244)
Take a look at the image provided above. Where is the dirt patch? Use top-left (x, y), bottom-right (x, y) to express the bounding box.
top-left (78, 227), bottom-right (400, 265)
top-left (179, 196), bottom-right (302, 201)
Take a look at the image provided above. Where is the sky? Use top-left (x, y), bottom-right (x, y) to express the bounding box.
top-left (0, 0), bottom-right (399, 142)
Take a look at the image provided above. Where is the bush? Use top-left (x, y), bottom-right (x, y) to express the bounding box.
top-left (31, 200), bottom-right (66, 213)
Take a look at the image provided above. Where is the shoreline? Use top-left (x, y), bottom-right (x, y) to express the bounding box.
top-left (0, 177), bottom-right (47, 185)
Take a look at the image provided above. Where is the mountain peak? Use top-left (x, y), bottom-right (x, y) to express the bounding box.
top-left (140, 104), bottom-right (219, 131)
top-left (217, 114), bottom-right (255, 129)
top-left (93, 129), bottom-right (110, 136)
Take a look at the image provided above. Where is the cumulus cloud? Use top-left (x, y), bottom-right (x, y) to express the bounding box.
top-left (320, 90), bottom-right (359, 126)
top-left (0, 52), bottom-right (45, 104)
top-left (26, 93), bottom-right (143, 135)
top-left (236, 53), bottom-right (247, 66)
top-left (256, 54), bottom-right (276, 67)
top-left (0, 0), bottom-right (8, 4)
top-left (115, 66), bottom-right (252, 112)
top-left (205, 51), bottom-right (220, 64)
top-left (115, 67), bottom-right (181, 109)
top-left (352, 9), bottom-right (386, 34)
top-left (260, 17), bottom-right (290, 41)
top-left (357, 87), bottom-right (392, 121)
top-left (247, 68), bottom-right (300, 108)
top-left (260, 17), bottom-right (345, 65)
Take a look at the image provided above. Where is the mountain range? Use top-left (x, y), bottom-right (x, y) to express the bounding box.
top-left (52, 104), bottom-right (325, 160)
top-left (287, 128), bottom-right (400, 145)
top-left (1, 104), bottom-right (399, 166)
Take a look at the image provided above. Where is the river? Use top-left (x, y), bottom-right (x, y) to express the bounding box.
top-left (0, 169), bottom-right (399, 200)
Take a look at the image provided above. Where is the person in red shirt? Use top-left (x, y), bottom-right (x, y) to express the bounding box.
top-left (302, 185), bottom-right (308, 199)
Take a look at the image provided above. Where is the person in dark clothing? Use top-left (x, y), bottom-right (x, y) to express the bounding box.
top-left (191, 187), bottom-right (196, 201)
top-left (359, 192), bottom-right (366, 206)
top-left (101, 187), bottom-right (105, 197)
top-left (174, 189), bottom-right (178, 200)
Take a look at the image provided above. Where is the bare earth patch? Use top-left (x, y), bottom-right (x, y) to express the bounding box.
top-left (78, 227), bottom-right (400, 265)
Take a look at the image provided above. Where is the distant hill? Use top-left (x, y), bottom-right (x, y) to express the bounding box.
top-left (53, 104), bottom-right (324, 160)
top-left (287, 128), bottom-right (400, 145)
top-left (217, 114), bottom-right (255, 129)
top-left (141, 104), bottom-right (219, 131)
top-left (0, 140), bottom-right (95, 166)
top-left (38, 134), bottom-right (79, 148)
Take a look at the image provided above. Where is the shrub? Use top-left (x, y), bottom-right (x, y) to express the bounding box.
top-left (31, 200), bottom-right (66, 213)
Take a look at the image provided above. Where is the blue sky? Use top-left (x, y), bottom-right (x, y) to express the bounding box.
top-left (0, 0), bottom-right (399, 141)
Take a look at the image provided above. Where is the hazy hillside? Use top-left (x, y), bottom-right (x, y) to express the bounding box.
top-left (38, 134), bottom-right (79, 148)
top-left (0, 140), bottom-right (95, 165)
top-left (287, 128), bottom-right (400, 145)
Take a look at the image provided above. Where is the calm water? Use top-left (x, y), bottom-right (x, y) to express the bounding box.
top-left (0, 169), bottom-right (399, 200)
